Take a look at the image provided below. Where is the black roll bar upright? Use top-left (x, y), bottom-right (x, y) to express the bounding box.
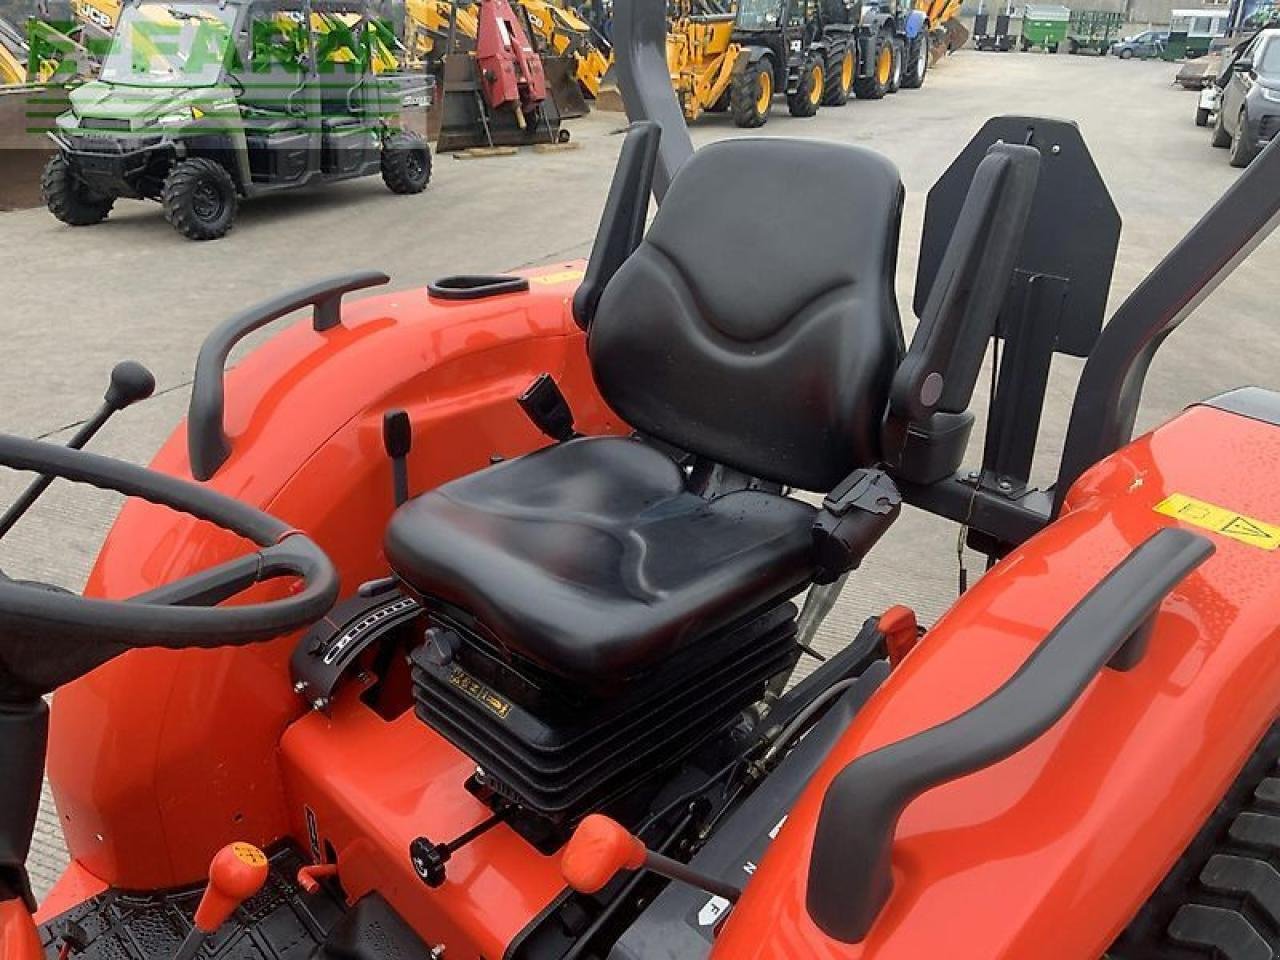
top-left (611, 0), bottom-right (693, 201)
top-left (1054, 136), bottom-right (1280, 514)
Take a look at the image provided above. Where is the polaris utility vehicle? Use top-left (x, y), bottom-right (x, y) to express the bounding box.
top-left (4, 0), bottom-right (1280, 958)
top-left (41, 0), bottom-right (432, 240)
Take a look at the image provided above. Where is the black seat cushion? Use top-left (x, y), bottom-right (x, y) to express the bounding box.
top-left (385, 437), bottom-right (816, 681)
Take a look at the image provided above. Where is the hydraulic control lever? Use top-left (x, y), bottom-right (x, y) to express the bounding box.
top-left (0, 361), bottom-right (155, 540)
top-left (561, 814), bottom-right (742, 903)
top-left (172, 843), bottom-right (269, 960)
top-left (383, 409), bottom-right (412, 507)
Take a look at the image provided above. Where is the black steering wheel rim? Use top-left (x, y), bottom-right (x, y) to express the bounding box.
top-left (0, 433), bottom-right (339, 652)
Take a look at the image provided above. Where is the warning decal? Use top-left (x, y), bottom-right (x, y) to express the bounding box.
top-left (530, 269), bottom-right (585, 286)
top-left (1155, 493), bottom-right (1280, 550)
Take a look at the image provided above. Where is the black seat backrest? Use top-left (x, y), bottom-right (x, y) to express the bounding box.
top-left (589, 138), bottom-right (905, 493)
top-left (882, 142), bottom-right (1040, 481)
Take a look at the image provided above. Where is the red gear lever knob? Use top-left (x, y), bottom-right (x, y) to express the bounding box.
top-left (193, 842), bottom-right (270, 933)
top-left (561, 814), bottom-right (646, 894)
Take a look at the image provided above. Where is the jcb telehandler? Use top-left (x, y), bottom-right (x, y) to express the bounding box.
top-left (5, 0), bottom-right (1280, 958)
top-left (669, 0), bottom-right (930, 128)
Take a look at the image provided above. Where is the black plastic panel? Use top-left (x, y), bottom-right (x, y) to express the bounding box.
top-left (39, 845), bottom-right (346, 960)
top-left (1199, 387), bottom-right (1280, 428)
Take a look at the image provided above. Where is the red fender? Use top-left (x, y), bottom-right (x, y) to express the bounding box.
top-left (713, 403), bottom-right (1280, 958)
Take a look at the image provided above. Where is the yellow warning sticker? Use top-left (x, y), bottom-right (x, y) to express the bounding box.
top-left (1155, 493), bottom-right (1280, 550)
top-left (530, 269), bottom-right (585, 286)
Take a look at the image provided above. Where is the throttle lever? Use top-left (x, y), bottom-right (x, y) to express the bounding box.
top-left (0, 361), bottom-right (154, 540)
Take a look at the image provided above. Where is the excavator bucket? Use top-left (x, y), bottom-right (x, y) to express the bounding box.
top-left (542, 53), bottom-right (589, 118)
top-left (935, 19), bottom-right (969, 60)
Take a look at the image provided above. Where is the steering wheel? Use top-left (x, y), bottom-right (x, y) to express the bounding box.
top-left (0, 434), bottom-right (339, 701)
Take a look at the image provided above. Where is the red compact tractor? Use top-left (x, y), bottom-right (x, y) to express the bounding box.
top-left (4, 1), bottom-right (1280, 958)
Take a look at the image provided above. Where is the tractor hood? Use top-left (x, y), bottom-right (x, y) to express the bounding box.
top-left (62, 80), bottom-right (230, 131)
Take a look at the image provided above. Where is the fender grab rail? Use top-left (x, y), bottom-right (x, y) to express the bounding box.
top-left (805, 527), bottom-right (1214, 943)
top-left (187, 271), bottom-right (390, 481)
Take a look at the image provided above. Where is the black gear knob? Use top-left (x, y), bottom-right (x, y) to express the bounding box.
top-left (103, 361), bottom-right (156, 411)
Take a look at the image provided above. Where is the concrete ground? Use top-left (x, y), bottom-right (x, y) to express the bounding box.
top-left (3, 48), bottom-right (1276, 899)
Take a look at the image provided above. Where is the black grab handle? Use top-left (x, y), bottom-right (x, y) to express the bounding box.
top-left (187, 272), bottom-right (389, 481)
top-left (806, 527), bottom-right (1214, 943)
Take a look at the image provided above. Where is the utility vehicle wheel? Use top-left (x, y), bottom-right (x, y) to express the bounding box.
top-left (41, 153), bottom-right (114, 227)
top-left (823, 47), bottom-right (855, 105)
top-left (381, 131), bottom-right (433, 194)
top-left (788, 53), bottom-right (825, 117)
top-left (1195, 106), bottom-right (1211, 126)
top-left (1111, 717), bottom-right (1280, 959)
top-left (731, 59), bottom-right (773, 128)
top-left (902, 32), bottom-right (929, 88)
top-left (1211, 105), bottom-right (1232, 148)
top-left (854, 29), bottom-right (894, 100)
top-left (162, 158), bottom-right (238, 241)
top-left (1229, 110), bottom-right (1258, 168)
top-left (887, 39), bottom-right (904, 93)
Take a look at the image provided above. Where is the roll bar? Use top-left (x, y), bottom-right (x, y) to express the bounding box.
top-left (612, 0), bottom-right (693, 200)
top-left (1055, 136), bottom-right (1280, 513)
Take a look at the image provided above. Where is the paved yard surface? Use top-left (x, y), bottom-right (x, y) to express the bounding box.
top-left (3, 48), bottom-right (1276, 899)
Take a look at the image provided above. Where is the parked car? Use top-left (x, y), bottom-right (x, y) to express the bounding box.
top-left (1110, 29), bottom-right (1169, 58)
top-left (1211, 27), bottom-right (1280, 167)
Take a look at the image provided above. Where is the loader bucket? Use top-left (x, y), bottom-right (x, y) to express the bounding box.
top-left (543, 54), bottom-right (589, 118)
top-left (935, 20), bottom-right (969, 61)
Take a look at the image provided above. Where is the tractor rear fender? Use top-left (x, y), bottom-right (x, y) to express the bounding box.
top-left (735, 43), bottom-right (775, 70)
top-left (855, 28), bottom-right (880, 77)
top-left (713, 397), bottom-right (1280, 958)
top-left (41, 264), bottom-right (625, 897)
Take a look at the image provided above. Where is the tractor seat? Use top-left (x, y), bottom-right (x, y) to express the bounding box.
top-left (386, 137), bottom-right (904, 684)
top-left (385, 436), bottom-right (816, 681)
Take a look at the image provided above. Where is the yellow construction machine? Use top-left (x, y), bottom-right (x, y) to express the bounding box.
top-left (665, 11), bottom-right (739, 123)
top-left (0, 17), bottom-right (28, 84)
top-left (917, 0), bottom-right (968, 59)
top-left (403, 0), bottom-right (609, 98)
top-left (520, 0), bottom-right (610, 97)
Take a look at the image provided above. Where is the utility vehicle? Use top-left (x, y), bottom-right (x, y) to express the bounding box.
top-left (41, 0), bottom-right (432, 240)
top-left (4, 0), bottom-right (1280, 958)
top-left (1210, 26), bottom-right (1280, 167)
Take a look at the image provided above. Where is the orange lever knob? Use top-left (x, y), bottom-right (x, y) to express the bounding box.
top-left (193, 843), bottom-right (270, 933)
top-left (561, 814), bottom-right (646, 894)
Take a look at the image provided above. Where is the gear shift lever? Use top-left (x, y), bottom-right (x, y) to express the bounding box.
top-left (172, 843), bottom-right (269, 960)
